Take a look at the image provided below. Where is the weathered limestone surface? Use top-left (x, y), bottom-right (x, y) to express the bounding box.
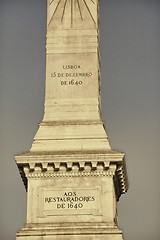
top-left (15, 1), bottom-right (128, 240)
top-left (31, 0), bottom-right (109, 153)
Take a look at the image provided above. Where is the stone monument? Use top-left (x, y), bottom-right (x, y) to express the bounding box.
top-left (15, 0), bottom-right (128, 239)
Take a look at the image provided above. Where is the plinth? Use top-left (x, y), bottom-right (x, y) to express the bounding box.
top-left (15, 1), bottom-right (128, 239)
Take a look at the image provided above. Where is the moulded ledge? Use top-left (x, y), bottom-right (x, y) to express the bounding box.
top-left (17, 223), bottom-right (123, 239)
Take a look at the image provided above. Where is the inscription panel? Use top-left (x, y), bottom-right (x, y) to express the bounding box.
top-left (38, 188), bottom-right (101, 217)
top-left (46, 53), bottom-right (99, 99)
top-left (50, 64), bottom-right (93, 87)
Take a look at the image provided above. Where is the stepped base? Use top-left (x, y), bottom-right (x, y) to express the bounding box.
top-left (17, 234), bottom-right (123, 240)
top-left (17, 224), bottom-right (124, 240)
top-left (30, 119), bottom-right (111, 152)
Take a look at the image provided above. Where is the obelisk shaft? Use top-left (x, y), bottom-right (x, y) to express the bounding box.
top-left (44, 0), bottom-right (100, 122)
top-left (30, 0), bottom-right (111, 152)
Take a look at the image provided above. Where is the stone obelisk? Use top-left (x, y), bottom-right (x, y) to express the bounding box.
top-left (15, 1), bottom-right (128, 239)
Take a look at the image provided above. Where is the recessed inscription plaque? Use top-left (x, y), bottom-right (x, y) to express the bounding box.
top-left (38, 188), bottom-right (100, 217)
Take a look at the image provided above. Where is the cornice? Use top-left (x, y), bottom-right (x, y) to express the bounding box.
top-left (16, 151), bottom-right (128, 200)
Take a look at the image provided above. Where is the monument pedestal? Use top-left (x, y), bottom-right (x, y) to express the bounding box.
top-left (16, 151), bottom-right (127, 240)
top-left (15, 0), bottom-right (128, 239)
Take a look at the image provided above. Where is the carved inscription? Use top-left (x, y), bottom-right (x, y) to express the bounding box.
top-left (50, 65), bottom-right (93, 86)
top-left (38, 188), bottom-right (100, 216)
top-left (46, 53), bottom-right (98, 99)
top-left (44, 191), bottom-right (95, 210)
